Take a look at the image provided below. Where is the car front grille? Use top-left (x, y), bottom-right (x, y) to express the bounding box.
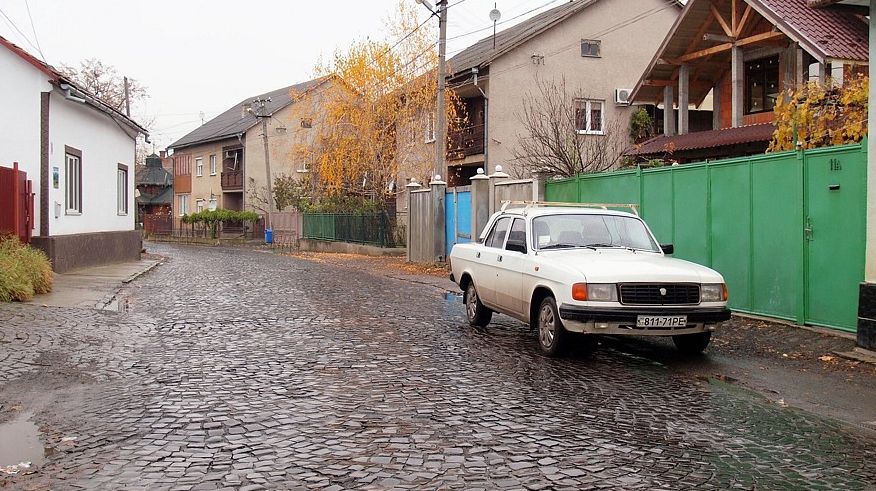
top-left (619, 283), bottom-right (700, 305)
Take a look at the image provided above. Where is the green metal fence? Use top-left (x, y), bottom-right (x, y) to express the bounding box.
top-left (302, 213), bottom-right (396, 247)
top-left (545, 141), bottom-right (867, 332)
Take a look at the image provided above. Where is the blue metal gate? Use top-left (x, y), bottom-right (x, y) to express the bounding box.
top-left (445, 189), bottom-right (472, 255)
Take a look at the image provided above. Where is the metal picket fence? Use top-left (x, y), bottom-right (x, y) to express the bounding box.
top-left (302, 212), bottom-right (397, 247)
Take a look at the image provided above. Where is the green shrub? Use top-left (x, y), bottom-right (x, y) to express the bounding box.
top-left (0, 236), bottom-right (53, 302)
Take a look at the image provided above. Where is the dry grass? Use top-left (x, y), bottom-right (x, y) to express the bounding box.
top-left (287, 251), bottom-right (449, 278)
top-left (0, 236), bottom-right (53, 302)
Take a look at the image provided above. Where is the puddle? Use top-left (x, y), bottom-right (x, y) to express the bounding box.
top-left (443, 291), bottom-right (463, 301)
top-left (0, 413), bottom-right (45, 469)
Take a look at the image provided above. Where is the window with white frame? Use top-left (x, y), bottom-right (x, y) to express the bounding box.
top-left (574, 99), bottom-right (604, 135)
top-left (196, 199), bottom-right (204, 213)
top-left (209, 155), bottom-right (217, 175)
top-left (179, 194), bottom-right (189, 216)
top-left (117, 164), bottom-right (128, 215)
top-left (195, 157), bottom-right (203, 177)
top-left (65, 147), bottom-right (82, 214)
top-left (425, 111), bottom-right (436, 143)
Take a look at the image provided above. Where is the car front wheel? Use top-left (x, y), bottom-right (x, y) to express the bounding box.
top-left (672, 331), bottom-right (712, 354)
top-left (537, 296), bottom-right (569, 357)
top-left (464, 282), bottom-right (492, 327)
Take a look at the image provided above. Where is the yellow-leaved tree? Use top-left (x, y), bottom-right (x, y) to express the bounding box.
top-left (300, 1), bottom-right (462, 205)
top-left (769, 75), bottom-right (868, 152)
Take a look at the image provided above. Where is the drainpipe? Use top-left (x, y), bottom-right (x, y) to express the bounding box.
top-left (473, 67), bottom-right (489, 173)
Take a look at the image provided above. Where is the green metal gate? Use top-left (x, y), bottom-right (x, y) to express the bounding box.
top-left (544, 142), bottom-right (867, 332)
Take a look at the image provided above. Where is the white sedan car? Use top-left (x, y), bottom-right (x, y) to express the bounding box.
top-left (449, 202), bottom-right (731, 356)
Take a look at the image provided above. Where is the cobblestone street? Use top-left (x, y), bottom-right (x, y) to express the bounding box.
top-left (2, 242), bottom-right (875, 490)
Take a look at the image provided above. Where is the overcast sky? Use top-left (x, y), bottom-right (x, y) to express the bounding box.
top-left (0, 0), bottom-right (570, 150)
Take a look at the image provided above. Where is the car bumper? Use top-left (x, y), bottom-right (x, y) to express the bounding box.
top-left (558, 304), bottom-right (731, 336)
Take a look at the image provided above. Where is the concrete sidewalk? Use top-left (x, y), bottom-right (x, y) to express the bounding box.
top-left (29, 258), bottom-right (161, 310)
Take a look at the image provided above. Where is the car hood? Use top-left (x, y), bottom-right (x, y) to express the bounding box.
top-left (538, 249), bottom-right (724, 283)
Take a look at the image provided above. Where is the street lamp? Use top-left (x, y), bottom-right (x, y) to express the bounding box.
top-left (415, 0), bottom-right (437, 15)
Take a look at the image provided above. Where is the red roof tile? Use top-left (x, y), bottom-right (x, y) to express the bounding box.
top-left (626, 123), bottom-right (776, 156)
top-left (753, 0), bottom-right (868, 61)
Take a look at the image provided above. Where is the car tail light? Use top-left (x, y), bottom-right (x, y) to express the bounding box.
top-left (572, 283), bottom-right (588, 301)
top-left (722, 283), bottom-right (729, 301)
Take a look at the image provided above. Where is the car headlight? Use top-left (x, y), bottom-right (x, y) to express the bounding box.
top-left (572, 283), bottom-right (617, 302)
top-left (701, 283), bottom-right (728, 302)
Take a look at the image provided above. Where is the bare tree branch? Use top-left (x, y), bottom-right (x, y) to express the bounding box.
top-left (512, 77), bottom-right (627, 179)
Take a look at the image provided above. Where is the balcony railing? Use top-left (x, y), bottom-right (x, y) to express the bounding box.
top-left (221, 170), bottom-right (243, 190)
top-left (447, 124), bottom-right (485, 160)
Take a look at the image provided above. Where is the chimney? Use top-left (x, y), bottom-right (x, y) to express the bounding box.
top-left (159, 150), bottom-right (166, 159)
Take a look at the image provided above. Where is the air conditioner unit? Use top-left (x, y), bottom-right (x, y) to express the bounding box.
top-left (615, 88), bottom-right (632, 105)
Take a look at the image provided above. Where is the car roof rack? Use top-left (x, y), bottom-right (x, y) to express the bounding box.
top-left (499, 200), bottom-right (640, 216)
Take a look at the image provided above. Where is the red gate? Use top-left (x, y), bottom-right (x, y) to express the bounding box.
top-left (0, 162), bottom-right (34, 243)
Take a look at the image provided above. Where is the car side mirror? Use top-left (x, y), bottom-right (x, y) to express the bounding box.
top-left (506, 242), bottom-right (527, 254)
top-left (660, 243), bottom-right (674, 255)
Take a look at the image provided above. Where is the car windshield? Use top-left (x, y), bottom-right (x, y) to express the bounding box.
top-left (532, 213), bottom-right (659, 252)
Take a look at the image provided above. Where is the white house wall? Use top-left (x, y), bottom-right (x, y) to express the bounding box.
top-left (0, 46), bottom-right (52, 233)
top-left (48, 91), bottom-right (136, 235)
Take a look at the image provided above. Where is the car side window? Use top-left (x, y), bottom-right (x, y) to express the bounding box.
top-left (485, 217), bottom-right (511, 248)
top-left (505, 218), bottom-right (527, 253)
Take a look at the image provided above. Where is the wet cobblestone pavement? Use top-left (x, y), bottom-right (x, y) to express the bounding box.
top-left (1, 243), bottom-right (875, 490)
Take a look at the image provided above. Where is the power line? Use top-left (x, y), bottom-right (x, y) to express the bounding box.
top-left (485, 0), bottom-right (679, 80)
top-left (446, 0), bottom-right (565, 42)
top-left (0, 6), bottom-right (42, 58)
top-left (22, 0), bottom-right (44, 60)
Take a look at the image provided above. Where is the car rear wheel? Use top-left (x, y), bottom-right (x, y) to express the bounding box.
top-left (537, 296), bottom-right (569, 357)
top-left (672, 331), bottom-right (712, 354)
top-left (464, 282), bottom-right (492, 327)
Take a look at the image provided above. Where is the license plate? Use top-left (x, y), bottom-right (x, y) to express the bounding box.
top-left (636, 315), bottom-right (687, 328)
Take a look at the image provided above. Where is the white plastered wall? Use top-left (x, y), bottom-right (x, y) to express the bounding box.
top-left (48, 91), bottom-right (136, 235)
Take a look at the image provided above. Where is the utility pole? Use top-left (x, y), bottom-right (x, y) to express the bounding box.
top-left (253, 97), bottom-right (273, 228)
top-left (123, 76), bottom-right (131, 117)
top-left (435, 0), bottom-right (448, 181)
top-left (415, 0), bottom-right (449, 261)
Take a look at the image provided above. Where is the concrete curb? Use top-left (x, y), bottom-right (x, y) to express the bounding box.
top-left (122, 259), bottom-right (163, 284)
top-left (834, 347), bottom-right (876, 366)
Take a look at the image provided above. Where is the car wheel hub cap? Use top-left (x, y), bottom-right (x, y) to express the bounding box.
top-left (467, 286), bottom-right (478, 319)
top-left (539, 306), bottom-right (555, 347)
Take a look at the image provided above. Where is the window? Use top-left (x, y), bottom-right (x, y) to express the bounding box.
top-left (745, 55), bottom-right (779, 114)
top-left (531, 214), bottom-right (659, 252)
top-left (117, 164), bottom-right (128, 215)
top-left (209, 155), bottom-right (217, 175)
top-left (65, 147), bottom-right (82, 214)
top-left (485, 217), bottom-right (511, 248)
top-left (425, 111), bottom-right (436, 143)
top-left (581, 39), bottom-right (601, 58)
top-left (178, 194), bottom-right (189, 216)
top-left (575, 99), bottom-right (604, 134)
top-left (505, 218), bottom-right (527, 253)
top-left (196, 199), bottom-right (204, 213)
top-left (195, 157), bottom-right (203, 177)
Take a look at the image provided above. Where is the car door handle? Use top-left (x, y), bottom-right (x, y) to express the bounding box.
top-left (476, 251), bottom-right (481, 258)
top-left (497, 255), bottom-right (503, 262)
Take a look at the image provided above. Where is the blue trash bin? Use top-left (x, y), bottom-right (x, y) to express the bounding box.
top-left (265, 228), bottom-right (273, 244)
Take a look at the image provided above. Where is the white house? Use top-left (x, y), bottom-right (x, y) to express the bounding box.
top-left (0, 35), bottom-right (146, 272)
